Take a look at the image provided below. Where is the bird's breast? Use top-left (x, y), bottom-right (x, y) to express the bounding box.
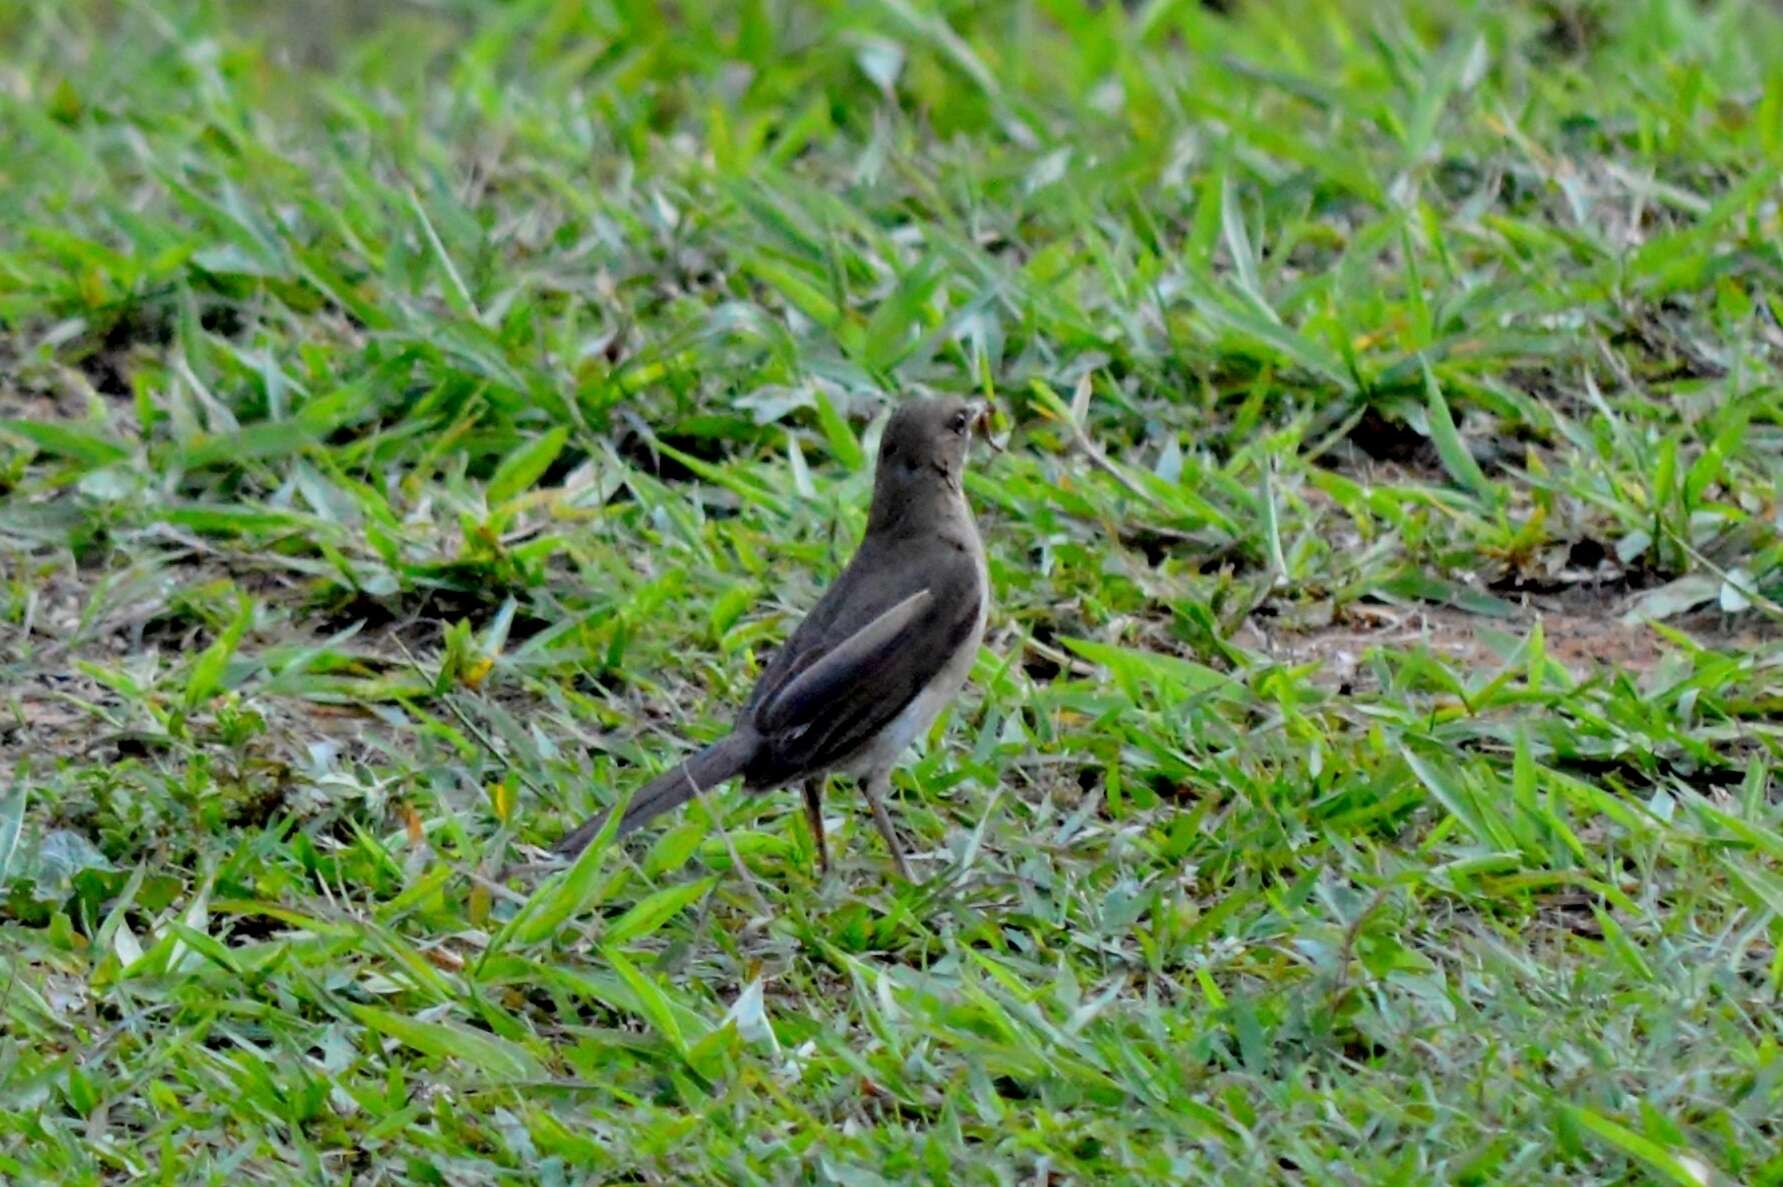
top-left (842, 526), bottom-right (987, 779)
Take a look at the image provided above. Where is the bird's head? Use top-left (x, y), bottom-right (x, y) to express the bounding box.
top-left (866, 395), bottom-right (997, 536)
top-left (874, 396), bottom-right (997, 491)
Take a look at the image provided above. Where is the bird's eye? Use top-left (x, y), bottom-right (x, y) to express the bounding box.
top-left (949, 411), bottom-right (970, 433)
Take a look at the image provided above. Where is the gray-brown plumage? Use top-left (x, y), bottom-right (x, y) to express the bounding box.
top-left (551, 396), bottom-right (993, 878)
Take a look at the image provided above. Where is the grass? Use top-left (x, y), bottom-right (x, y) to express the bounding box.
top-left (2, 0), bottom-right (1781, 1181)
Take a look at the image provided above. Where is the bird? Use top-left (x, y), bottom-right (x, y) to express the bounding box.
top-left (550, 395), bottom-right (995, 879)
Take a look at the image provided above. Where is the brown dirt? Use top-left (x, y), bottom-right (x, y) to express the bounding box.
top-left (1235, 593), bottom-right (1770, 691)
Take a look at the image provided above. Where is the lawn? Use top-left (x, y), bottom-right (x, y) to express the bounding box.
top-left (3, 0), bottom-right (1782, 1182)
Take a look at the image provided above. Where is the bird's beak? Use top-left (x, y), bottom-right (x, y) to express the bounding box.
top-left (972, 401), bottom-right (1004, 453)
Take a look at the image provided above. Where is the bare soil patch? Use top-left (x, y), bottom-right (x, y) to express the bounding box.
top-left (1238, 590), bottom-right (1770, 690)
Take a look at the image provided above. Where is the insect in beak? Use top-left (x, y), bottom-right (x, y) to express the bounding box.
top-left (972, 401), bottom-right (1005, 453)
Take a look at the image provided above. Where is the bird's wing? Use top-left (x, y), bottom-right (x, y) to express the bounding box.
top-left (755, 588), bottom-right (933, 734)
top-left (739, 534), bottom-right (981, 785)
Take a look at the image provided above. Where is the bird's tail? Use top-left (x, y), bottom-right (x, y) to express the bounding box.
top-left (551, 732), bottom-right (755, 861)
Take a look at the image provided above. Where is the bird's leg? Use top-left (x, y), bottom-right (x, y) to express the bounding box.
top-left (801, 776), bottom-right (829, 877)
top-left (860, 770), bottom-right (912, 881)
